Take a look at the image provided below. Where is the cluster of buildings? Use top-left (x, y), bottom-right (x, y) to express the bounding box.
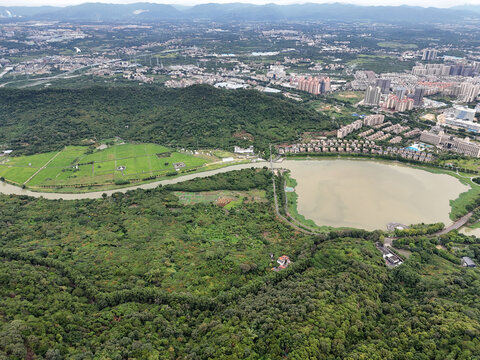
top-left (364, 82), bottom-right (425, 109)
top-left (276, 138), bottom-right (434, 162)
top-left (376, 242), bottom-right (404, 267)
top-left (352, 54), bottom-right (480, 113)
top-left (384, 94), bottom-right (414, 112)
top-left (412, 62), bottom-right (479, 78)
top-left (336, 114), bottom-right (421, 148)
top-left (438, 105), bottom-right (480, 133)
top-left (420, 130), bottom-right (480, 158)
top-left (6, 55), bottom-right (113, 77)
top-left (296, 76), bottom-right (331, 95)
top-left (422, 49), bottom-right (438, 61)
top-left (122, 69), bottom-right (154, 83)
top-left (272, 255), bottom-right (291, 272)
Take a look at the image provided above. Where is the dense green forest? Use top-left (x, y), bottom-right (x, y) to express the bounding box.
top-left (1, 168), bottom-right (480, 359)
top-left (0, 85), bottom-right (332, 155)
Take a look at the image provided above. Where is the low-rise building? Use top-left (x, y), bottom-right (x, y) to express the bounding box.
top-left (234, 146), bottom-right (254, 155)
top-left (420, 130), bottom-right (480, 157)
top-left (461, 256), bottom-right (476, 267)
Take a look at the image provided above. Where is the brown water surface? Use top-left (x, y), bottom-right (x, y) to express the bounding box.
top-left (281, 159), bottom-right (469, 230)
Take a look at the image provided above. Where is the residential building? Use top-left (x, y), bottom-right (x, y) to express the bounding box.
top-left (364, 86), bottom-right (382, 106)
top-left (412, 87), bottom-right (425, 107)
top-left (459, 83), bottom-right (480, 103)
top-left (422, 49), bottom-right (438, 61)
top-left (337, 120), bottom-right (363, 138)
top-left (395, 86), bottom-right (407, 100)
top-left (297, 76), bottom-right (331, 95)
top-left (363, 114), bottom-right (385, 126)
top-left (376, 78), bottom-right (391, 94)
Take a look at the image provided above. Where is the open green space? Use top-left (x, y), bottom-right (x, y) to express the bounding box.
top-left (377, 41), bottom-right (418, 49)
top-left (347, 54), bottom-right (415, 73)
top-left (0, 143), bottom-right (211, 189)
top-left (331, 91), bottom-right (364, 104)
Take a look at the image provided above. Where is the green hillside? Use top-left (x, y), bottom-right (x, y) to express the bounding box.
top-left (1, 169), bottom-right (480, 359)
top-left (0, 85), bottom-right (332, 156)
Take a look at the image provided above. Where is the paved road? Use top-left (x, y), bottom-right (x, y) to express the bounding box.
top-left (384, 211), bottom-right (475, 247)
top-left (436, 212), bottom-right (473, 235)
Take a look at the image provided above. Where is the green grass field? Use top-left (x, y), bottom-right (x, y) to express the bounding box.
top-left (377, 41), bottom-right (418, 50)
top-left (331, 91), bottom-right (364, 104)
top-left (0, 144), bottom-right (211, 188)
top-left (173, 190), bottom-right (265, 207)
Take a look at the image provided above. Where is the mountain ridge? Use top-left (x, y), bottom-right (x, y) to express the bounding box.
top-left (0, 2), bottom-right (477, 23)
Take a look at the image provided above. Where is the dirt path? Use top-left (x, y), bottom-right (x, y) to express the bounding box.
top-left (23, 150), bottom-right (62, 185)
top-left (271, 176), bottom-right (316, 235)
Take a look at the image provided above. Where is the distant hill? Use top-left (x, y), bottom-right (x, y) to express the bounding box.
top-left (451, 4), bottom-right (480, 14)
top-left (35, 3), bottom-right (182, 21)
top-left (0, 2), bottom-right (477, 23)
top-left (0, 5), bottom-right (59, 18)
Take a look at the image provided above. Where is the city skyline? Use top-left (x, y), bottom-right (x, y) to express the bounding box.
top-left (0, 0), bottom-right (479, 8)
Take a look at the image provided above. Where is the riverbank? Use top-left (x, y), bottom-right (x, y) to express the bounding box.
top-left (0, 162), bottom-right (269, 200)
top-left (1, 156), bottom-right (480, 237)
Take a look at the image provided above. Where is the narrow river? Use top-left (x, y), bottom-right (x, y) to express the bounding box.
top-left (0, 162), bottom-right (269, 200)
top-left (0, 158), bottom-right (471, 232)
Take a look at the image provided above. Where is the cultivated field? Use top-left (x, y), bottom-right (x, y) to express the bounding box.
top-left (0, 143), bottom-right (210, 188)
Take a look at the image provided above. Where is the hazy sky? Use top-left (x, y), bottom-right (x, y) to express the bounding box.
top-left (0, 0), bottom-right (478, 8)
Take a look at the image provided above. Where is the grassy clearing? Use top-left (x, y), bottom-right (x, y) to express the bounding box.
top-left (173, 190), bottom-right (265, 207)
top-left (0, 143), bottom-right (213, 189)
top-left (224, 196), bottom-right (244, 210)
top-left (377, 41), bottom-right (418, 49)
top-left (332, 91), bottom-right (364, 104)
top-left (439, 158), bottom-right (480, 173)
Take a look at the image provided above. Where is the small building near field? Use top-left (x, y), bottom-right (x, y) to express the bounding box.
top-left (234, 146), bottom-right (254, 155)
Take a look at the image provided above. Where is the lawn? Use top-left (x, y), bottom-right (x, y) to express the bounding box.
top-left (173, 190), bottom-right (265, 207)
top-left (1, 143), bottom-right (211, 189)
top-left (439, 158), bottom-right (480, 173)
top-left (332, 91), bottom-right (364, 104)
top-left (0, 151), bottom-right (57, 184)
top-left (347, 55), bottom-right (415, 73)
top-left (377, 41), bottom-right (418, 50)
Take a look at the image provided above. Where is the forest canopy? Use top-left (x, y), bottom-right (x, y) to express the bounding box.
top-left (1, 169), bottom-right (480, 359)
top-left (0, 85), bottom-right (332, 155)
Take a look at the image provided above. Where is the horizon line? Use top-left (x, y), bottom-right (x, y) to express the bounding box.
top-left (0, 1), bottom-right (478, 10)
